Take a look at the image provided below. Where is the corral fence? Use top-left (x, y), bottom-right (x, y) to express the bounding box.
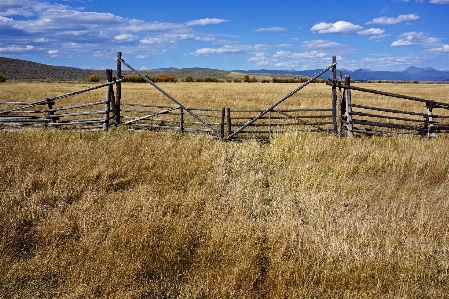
top-left (327, 74), bottom-right (449, 137)
top-left (1, 52), bottom-right (448, 140)
top-left (0, 70), bottom-right (120, 132)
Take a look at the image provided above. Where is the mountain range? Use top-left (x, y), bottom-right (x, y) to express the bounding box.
top-left (1, 56), bottom-right (449, 82)
top-left (235, 66), bottom-right (449, 82)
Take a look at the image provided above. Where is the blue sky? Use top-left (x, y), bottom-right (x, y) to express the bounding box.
top-left (1, 0), bottom-right (449, 71)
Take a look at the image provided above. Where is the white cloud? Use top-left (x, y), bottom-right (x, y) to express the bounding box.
top-left (311, 21), bottom-right (364, 34)
top-left (366, 14), bottom-right (420, 25)
top-left (369, 34), bottom-right (390, 42)
top-left (0, 0), bottom-right (68, 17)
top-left (47, 49), bottom-right (58, 55)
top-left (310, 21), bottom-right (382, 37)
top-left (358, 28), bottom-right (385, 35)
top-left (391, 32), bottom-right (440, 46)
top-left (185, 18), bottom-right (227, 26)
top-left (0, 45), bottom-right (34, 54)
top-left (0, 2), bottom-right (225, 58)
top-left (303, 40), bottom-right (346, 49)
top-left (429, 44), bottom-right (449, 53)
top-left (254, 27), bottom-right (287, 32)
top-left (429, 0), bottom-right (449, 4)
top-left (192, 45), bottom-right (245, 55)
top-left (114, 34), bottom-right (137, 41)
top-left (273, 50), bottom-right (327, 59)
top-left (248, 50), bottom-right (337, 69)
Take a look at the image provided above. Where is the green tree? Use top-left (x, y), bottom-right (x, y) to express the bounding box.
top-left (185, 76), bottom-right (194, 82)
top-left (0, 74), bottom-right (6, 83)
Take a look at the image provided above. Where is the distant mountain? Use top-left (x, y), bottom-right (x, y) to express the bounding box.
top-left (2, 56), bottom-right (449, 82)
top-left (0, 57), bottom-right (230, 81)
top-left (0, 56), bottom-right (103, 81)
top-left (236, 66), bottom-right (449, 82)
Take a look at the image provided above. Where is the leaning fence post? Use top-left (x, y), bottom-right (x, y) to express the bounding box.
top-left (344, 75), bottom-right (353, 138)
top-left (115, 52), bottom-right (122, 126)
top-left (332, 56), bottom-right (337, 134)
top-left (104, 69), bottom-right (113, 131)
top-left (426, 100), bottom-right (436, 138)
top-left (226, 108), bottom-right (232, 140)
top-left (220, 107), bottom-right (225, 139)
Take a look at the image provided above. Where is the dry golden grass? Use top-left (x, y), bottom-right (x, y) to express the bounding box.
top-left (1, 81), bottom-right (449, 298)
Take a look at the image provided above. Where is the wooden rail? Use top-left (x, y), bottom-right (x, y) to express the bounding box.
top-left (329, 76), bottom-right (449, 137)
top-left (2, 53), bottom-right (449, 140)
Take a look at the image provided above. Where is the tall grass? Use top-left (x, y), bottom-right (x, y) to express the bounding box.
top-left (1, 81), bottom-right (449, 298)
top-left (1, 128), bottom-right (449, 298)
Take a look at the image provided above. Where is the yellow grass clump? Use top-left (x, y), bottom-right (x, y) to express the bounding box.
top-left (1, 128), bottom-right (449, 298)
top-left (1, 82), bottom-right (449, 298)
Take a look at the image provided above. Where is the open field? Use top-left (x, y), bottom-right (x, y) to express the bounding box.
top-left (1, 82), bottom-right (449, 298)
top-left (1, 81), bottom-right (448, 109)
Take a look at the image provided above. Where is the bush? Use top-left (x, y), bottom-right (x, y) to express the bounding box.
top-left (185, 76), bottom-right (194, 82)
top-left (86, 74), bottom-right (100, 83)
top-left (0, 74), bottom-right (6, 83)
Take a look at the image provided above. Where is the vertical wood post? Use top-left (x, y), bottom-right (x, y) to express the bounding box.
top-left (115, 52), bottom-right (122, 126)
top-left (180, 107), bottom-right (184, 133)
top-left (104, 69), bottom-right (113, 131)
top-left (269, 110), bottom-right (272, 140)
top-left (332, 56), bottom-right (337, 134)
top-left (220, 107), bottom-right (225, 139)
top-left (338, 71), bottom-right (344, 135)
top-left (344, 75), bottom-right (353, 138)
top-left (46, 99), bottom-right (56, 127)
top-left (226, 108), bottom-right (232, 140)
top-left (426, 100), bottom-right (436, 138)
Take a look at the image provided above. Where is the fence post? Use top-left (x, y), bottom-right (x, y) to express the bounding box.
top-left (226, 108), bottom-right (232, 140)
top-left (269, 110), bottom-right (272, 140)
top-left (220, 107), bottom-right (225, 139)
top-left (104, 69), bottom-right (113, 131)
top-left (115, 52), bottom-right (122, 126)
top-left (332, 56), bottom-right (337, 134)
top-left (426, 100), bottom-right (436, 138)
top-left (344, 75), bottom-right (353, 138)
top-left (338, 71), bottom-right (344, 135)
top-left (180, 107), bottom-right (184, 133)
top-left (46, 99), bottom-right (56, 127)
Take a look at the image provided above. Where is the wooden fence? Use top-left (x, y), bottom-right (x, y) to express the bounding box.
top-left (0, 70), bottom-right (119, 131)
top-left (1, 53), bottom-right (448, 140)
top-left (327, 75), bottom-right (449, 137)
top-left (120, 103), bottom-right (333, 140)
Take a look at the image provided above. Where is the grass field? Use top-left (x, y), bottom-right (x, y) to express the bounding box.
top-left (1, 82), bottom-right (449, 298)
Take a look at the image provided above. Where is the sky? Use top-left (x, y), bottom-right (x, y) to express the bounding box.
top-left (1, 0), bottom-right (449, 72)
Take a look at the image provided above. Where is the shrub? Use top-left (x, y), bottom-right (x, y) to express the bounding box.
top-left (204, 76), bottom-right (218, 83)
top-left (86, 73), bottom-right (100, 83)
top-left (0, 74), bottom-right (6, 83)
top-left (185, 76), bottom-right (194, 82)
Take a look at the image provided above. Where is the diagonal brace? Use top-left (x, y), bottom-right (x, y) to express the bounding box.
top-left (226, 62), bottom-right (336, 140)
top-left (119, 58), bottom-right (221, 137)
top-left (123, 107), bottom-right (178, 125)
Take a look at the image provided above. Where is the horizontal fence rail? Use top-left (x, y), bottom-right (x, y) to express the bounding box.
top-left (327, 76), bottom-right (449, 137)
top-left (2, 53), bottom-right (449, 140)
top-left (0, 70), bottom-right (120, 131)
top-left (118, 103), bottom-right (333, 140)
